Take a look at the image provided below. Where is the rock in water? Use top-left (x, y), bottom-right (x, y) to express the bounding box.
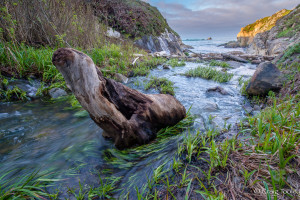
top-left (222, 53), bottom-right (249, 63)
top-left (246, 62), bottom-right (282, 96)
top-left (49, 88), bottom-right (67, 99)
top-left (163, 65), bottom-right (171, 70)
top-left (203, 102), bottom-right (219, 111)
top-left (206, 86), bottom-right (230, 95)
top-left (52, 48), bottom-right (186, 149)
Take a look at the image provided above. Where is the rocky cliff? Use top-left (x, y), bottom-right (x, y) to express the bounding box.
top-left (237, 9), bottom-right (291, 47)
top-left (237, 5), bottom-right (300, 56)
top-left (91, 0), bottom-right (183, 55)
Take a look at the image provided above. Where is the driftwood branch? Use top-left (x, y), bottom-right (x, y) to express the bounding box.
top-left (52, 48), bottom-right (186, 149)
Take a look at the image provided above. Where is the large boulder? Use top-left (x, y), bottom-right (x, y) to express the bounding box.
top-left (246, 62), bottom-right (282, 95)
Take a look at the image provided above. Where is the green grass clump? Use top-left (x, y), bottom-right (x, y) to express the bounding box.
top-left (277, 9), bottom-right (300, 38)
top-left (0, 171), bottom-right (55, 199)
top-left (240, 78), bottom-right (251, 96)
top-left (209, 60), bottom-right (231, 68)
top-left (0, 43), bottom-right (57, 82)
top-left (0, 86), bottom-right (27, 102)
top-left (167, 59), bottom-right (186, 68)
top-left (277, 27), bottom-right (293, 38)
top-left (145, 76), bottom-right (175, 95)
top-left (132, 66), bottom-right (151, 76)
top-left (184, 67), bottom-right (233, 83)
top-left (131, 57), bottom-right (166, 77)
top-left (278, 42), bottom-right (300, 63)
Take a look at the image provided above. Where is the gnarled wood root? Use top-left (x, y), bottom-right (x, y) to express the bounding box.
top-left (52, 48), bottom-right (186, 149)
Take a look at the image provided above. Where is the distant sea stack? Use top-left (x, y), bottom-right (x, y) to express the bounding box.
top-left (237, 9), bottom-right (291, 47)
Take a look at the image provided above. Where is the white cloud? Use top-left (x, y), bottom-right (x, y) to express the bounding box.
top-left (148, 0), bottom-right (299, 38)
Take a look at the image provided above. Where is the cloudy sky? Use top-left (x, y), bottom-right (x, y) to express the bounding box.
top-left (143, 0), bottom-right (299, 39)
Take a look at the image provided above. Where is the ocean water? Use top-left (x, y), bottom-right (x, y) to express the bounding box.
top-left (183, 37), bottom-right (245, 54)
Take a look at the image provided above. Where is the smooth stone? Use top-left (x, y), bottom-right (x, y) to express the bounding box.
top-left (114, 73), bottom-right (129, 84)
top-left (106, 27), bottom-right (121, 38)
top-left (206, 86), bottom-right (230, 95)
top-left (49, 88), bottom-right (67, 99)
top-left (203, 102), bottom-right (219, 112)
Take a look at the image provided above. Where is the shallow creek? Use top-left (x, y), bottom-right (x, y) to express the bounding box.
top-left (0, 61), bottom-right (256, 197)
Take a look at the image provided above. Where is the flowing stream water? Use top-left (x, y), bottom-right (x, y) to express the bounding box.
top-left (0, 52), bottom-right (257, 198)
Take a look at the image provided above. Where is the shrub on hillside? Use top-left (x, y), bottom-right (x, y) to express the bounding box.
top-left (0, 0), bottom-right (106, 48)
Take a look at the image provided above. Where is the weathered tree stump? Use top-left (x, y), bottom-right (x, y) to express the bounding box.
top-left (52, 48), bottom-right (186, 149)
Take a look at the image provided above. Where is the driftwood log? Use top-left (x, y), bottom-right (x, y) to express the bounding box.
top-left (52, 48), bottom-right (186, 149)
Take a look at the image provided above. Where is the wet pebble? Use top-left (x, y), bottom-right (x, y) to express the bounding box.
top-left (203, 102), bottom-right (219, 112)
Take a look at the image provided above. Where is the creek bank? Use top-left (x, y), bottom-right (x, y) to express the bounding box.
top-left (0, 77), bottom-right (68, 101)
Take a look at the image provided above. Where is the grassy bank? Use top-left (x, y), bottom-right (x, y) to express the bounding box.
top-left (0, 41), bottom-right (166, 102)
top-left (0, 0), bottom-right (167, 102)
